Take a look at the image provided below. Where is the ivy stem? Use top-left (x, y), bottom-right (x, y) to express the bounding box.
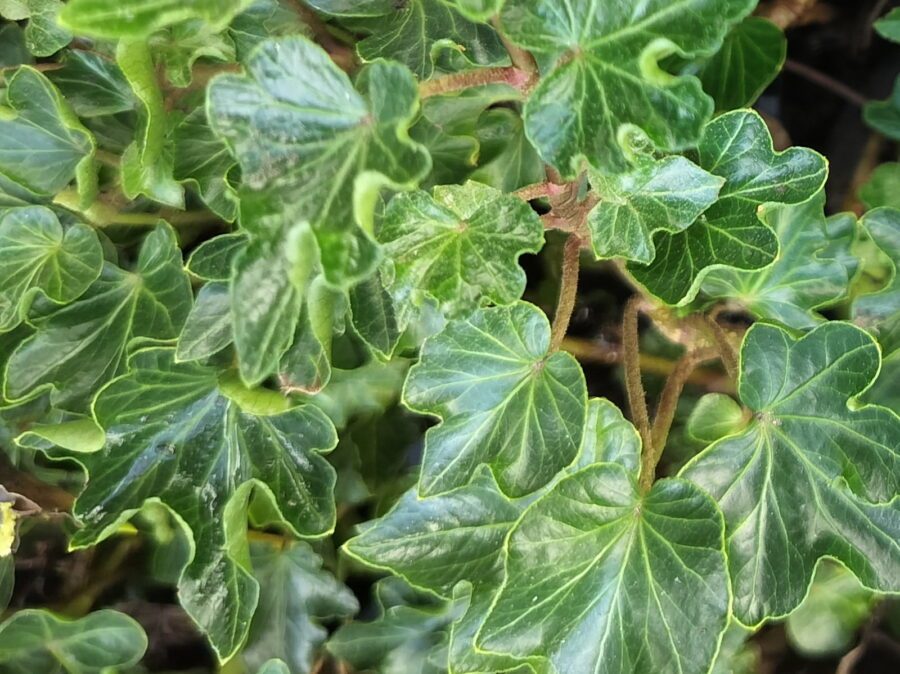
top-left (419, 66), bottom-right (532, 98)
top-left (549, 234), bottom-right (581, 352)
top-left (94, 149), bottom-right (121, 167)
top-left (623, 296), bottom-right (653, 454)
top-left (702, 314), bottom-right (740, 383)
top-left (514, 181), bottom-right (567, 202)
top-left (783, 59), bottom-right (869, 107)
top-left (640, 347), bottom-right (718, 492)
top-left (491, 15), bottom-right (540, 92)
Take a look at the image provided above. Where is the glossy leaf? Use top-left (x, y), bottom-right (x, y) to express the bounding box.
top-left (47, 50), bottom-right (134, 118)
top-left (229, 0), bottom-right (311, 61)
top-left (379, 182), bottom-right (544, 321)
top-left (186, 232), bottom-right (247, 282)
top-left (0, 609), bottom-right (147, 674)
top-left (702, 191), bottom-right (856, 328)
top-left (0, 206), bottom-right (102, 332)
top-left (405, 301), bottom-right (586, 497)
top-left (0, 0), bottom-right (71, 57)
top-left (501, 0), bottom-right (754, 174)
top-left (682, 322), bottom-right (900, 625)
top-left (630, 110), bottom-right (827, 304)
top-left (875, 7), bottom-right (900, 43)
top-left (4, 223), bottom-right (191, 411)
top-left (479, 463), bottom-right (730, 674)
top-left (242, 542), bottom-right (359, 674)
top-left (59, 0), bottom-right (255, 39)
top-left (0, 67), bottom-right (95, 200)
top-left (864, 78), bottom-right (900, 140)
top-left (696, 17), bottom-right (786, 111)
top-left (587, 155), bottom-right (723, 263)
top-left (207, 36), bottom-right (431, 285)
top-left (687, 393), bottom-right (747, 444)
top-left (349, 274), bottom-right (403, 359)
top-left (173, 108), bottom-right (238, 221)
top-left (66, 347), bottom-right (338, 659)
top-left (853, 208), bottom-right (900, 355)
top-left (176, 282), bottom-right (232, 363)
top-left (859, 162), bottom-right (900, 210)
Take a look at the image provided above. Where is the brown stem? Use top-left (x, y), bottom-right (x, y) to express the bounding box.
top-left (549, 234), bottom-right (581, 352)
top-left (419, 66), bottom-right (531, 98)
top-left (783, 59), bottom-right (869, 107)
top-left (514, 181), bottom-right (566, 202)
top-left (703, 315), bottom-right (740, 382)
top-left (640, 347), bottom-right (717, 492)
top-left (491, 16), bottom-right (539, 93)
top-left (623, 296), bottom-right (653, 454)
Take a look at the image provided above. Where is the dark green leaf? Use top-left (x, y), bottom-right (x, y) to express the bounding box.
top-left (853, 208), bottom-right (900, 355)
top-left (229, 0), bottom-right (311, 61)
top-left (174, 108), bottom-right (239, 221)
top-left (860, 162), bottom-right (900, 210)
top-left (0, 0), bottom-right (71, 57)
top-left (47, 50), bottom-right (134, 118)
top-left (176, 282), bottom-right (232, 362)
top-left (186, 232), bottom-right (247, 282)
top-left (682, 322), bottom-right (900, 625)
top-left (349, 274), bottom-right (402, 359)
top-left (864, 78), bottom-right (900, 140)
top-left (470, 108), bottom-right (544, 193)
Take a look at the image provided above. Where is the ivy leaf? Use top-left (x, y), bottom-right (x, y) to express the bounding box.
top-left (405, 301), bottom-right (586, 497)
top-left (0, 0), bottom-right (71, 57)
top-left (478, 462), bottom-right (730, 674)
top-left (58, 0), bottom-right (254, 39)
top-left (186, 232), bottom-right (248, 282)
top-left (0, 608), bottom-right (147, 674)
top-left (0, 206), bottom-right (102, 333)
top-left (0, 24), bottom-right (31, 69)
top-left (152, 21), bottom-right (237, 89)
top-left (176, 282), bottom-right (232, 363)
top-left (630, 110), bottom-right (827, 305)
top-left (310, 0), bottom-right (507, 78)
top-left (853, 208), bottom-right (900, 355)
top-left (349, 275), bottom-right (402, 359)
top-left (116, 40), bottom-right (184, 208)
top-left (47, 50), bottom-right (134, 118)
top-left (4, 223), bottom-right (191, 411)
top-left (864, 78), bottom-right (900, 140)
top-left (0, 67), bottom-right (96, 202)
top-left (695, 17), bottom-right (786, 111)
top-left (860, 162), bottom-right (900, 210)
top-left (378, 182), bottom-right (544, 322)
top-left (587, 155), bottom-right (723, 263)
top-left (447, 0), bottom-right (504, 23)
top-left (257, 660), bottom-right (290, 674)
top-left (686, 393), bottom-right (748, 444)
top-left (500, 0), bottom-right (753, 174)
top-left (66, 347), bottom-right (339, 659)
top-left (207, 36), bottom-right (431, 285)
top-left (229, 0), bottom-right (311, 61)
top-left (470, 108), bottom-right (545, 193)
top-left (702, 191), bottom-right (856, 329)
top-left (173, 108), bottom-right (239, 222)
top-left (681, 322), bottom-right (900, 626)
top-left (241, 542), bottom-right (359, 674)
top-left (875, 7), bottom-right (900, 43)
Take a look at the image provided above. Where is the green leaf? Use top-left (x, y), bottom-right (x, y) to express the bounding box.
top-left (378, 182), bottom-right (544, 322)
top-left (500, 0), bottom-right (753, 174)
top-left (471, 108), bottom-right (545, 193)
top-left (0, 24), bottom-right (31, 69)
top-left (853, 208), bottom-right (900, 356)
top-left (696, 17), bottom-right (785, 111)
top-left (864, 77), bottom-right (900, 140)
top-left (47, 50), bottom-right (134, 118)
top-left (176, 282), bottom-right (232, 362)
top-left (242, 542), bottom-right (358, 674)
top-left (257, 659), bottom-right (291, 674)
top-left (349, 274), bottom-right (402, 359)
top-left (229, 0), bottom-right (311, 61)
top-left (587, 155), bottom-right (723, 263)
top-left (186, 232), bottom-right (247, 282)
top-left (686, 393), bottom-right (747, 444)
top-left (875, 7), bottom-right (900, 43)
top-left (152, 21), bottom-right (237, 89)
top-left (701, 191), bottom-right (857, 329)
top-left (0, 206), bottom-right (102, 332)
top-left (0, 608), bottom-right (147, 674)
top-left (785, 562), bottom-right (875, 657)
top-left (116, 40), bottom-right (184, 208)
top-left (173, 108), bottom-right (239, 221)
top-left (478, 463), bottom-right (730, 674)
top-left (405, 301), bottom-right (586, 497)
top-left (59, 0), bottom-right (255, 39)
top-left (860, 162), bottom-right (900, 210)
top-left (4, 223), bottom-right (191, 411)
top-left (66, 347), bottom-right (338, 659)
top-left (709, 623), bottom-right (757, 674)
top-left (311, 0), bottom-right (507, 78)
top-left (629, 110), bottom-right (827, 305)
top-left (447, 0), bottom-right (504, 23)
top-left (0, 67), bottom-right (96, 201)
top-left (681, 321), bottom-right (900, 626)
top-left (0, 0), bottom-right (71, 57)
top-left (207, 36), bottom-right (431, 285)
top-left (0, 556), bottom-right (12, 611)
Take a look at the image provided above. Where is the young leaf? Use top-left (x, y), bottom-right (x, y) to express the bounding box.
top-left (310, 0), bottom-right (507, 78)
top-left (0, 67), bottom-right (96, 200)
top-left (686, 393), bottom-right (748, 444)
top-left (499, 0), bottom-right (754, 174)
top-left (853, 208), bottom-right (899, 355)
top-left (4, 223), bottom-right (191, 411)
top-left (207, 36), bottom-right (431, 285)
top-left (378, 182), bottom-right (544, 321)
top-left (0, 206), bottom-right (102, 333)
top-left (404, 301), bottom-right (587, 497)
top-left (696, 17), bottom-right (786, 111)
top-left (682, 322), bottom-right (900, 626)
top-left (176, 282), bottom-right (232, 362)
top-left (0, 608), bottom-right (147, 673)
top-left (587, 155), bottom-right (723, 263)
top-left (65, 347), bottom-right (338, 659)
top-left (58, 0), bottom-right (255, 39)
top-left (701, 191), bottom-right (856, 329)
top-left (630, 110), bottom-right (827, 305)
top-left (241, 542), bottom-right (359, 674)
top-left (478, 463), bottom-right (730, 674)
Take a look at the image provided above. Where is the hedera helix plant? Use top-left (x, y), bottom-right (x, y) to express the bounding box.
top-left (0, 0), bottom-right (897, 673)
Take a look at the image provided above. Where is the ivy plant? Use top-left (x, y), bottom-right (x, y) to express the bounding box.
top-left (0, 2), bottom-right (898, 674)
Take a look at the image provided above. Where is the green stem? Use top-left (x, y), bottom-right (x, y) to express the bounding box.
top-left (549, 234), bottom-right (581, 352)
top-left (54, 188), bottom-right (221, 228)
top-left (623, 296), bottom-right (654, 456)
